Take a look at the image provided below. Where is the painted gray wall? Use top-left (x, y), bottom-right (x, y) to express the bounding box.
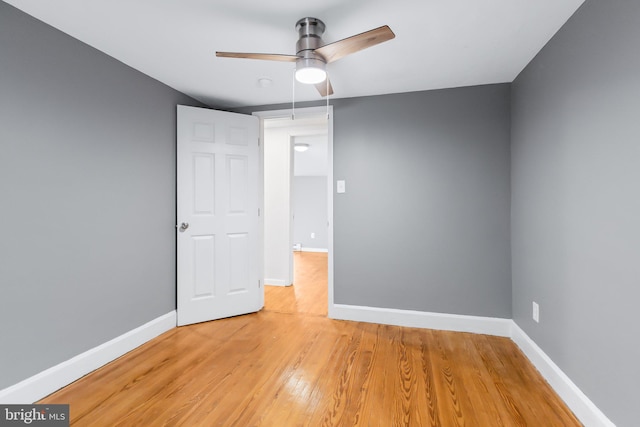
top-left (333, 87), bottom-right (511, 316)
top-left (293, 176), bottom-right (328, 250)
top-left (0, 2), bottom-right (202, 389)
top-left (244, 85), bottom-right (512, 318)
top-left (511, 1), bottom-right (640, 425)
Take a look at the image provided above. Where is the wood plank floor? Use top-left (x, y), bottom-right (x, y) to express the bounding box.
top-left (264, 251), bottom-right (328, 316)
top-left (40, 252), bottom-right (581, 426)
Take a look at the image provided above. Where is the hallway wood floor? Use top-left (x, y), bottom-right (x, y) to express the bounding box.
top-left (40, 252), bottom-right (580, 426)
top-left (264, 251), bottom-right (328, 316)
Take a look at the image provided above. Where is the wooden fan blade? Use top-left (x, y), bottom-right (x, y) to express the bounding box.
top-left (315, 78), bottom-right (334, 97)
top-left (216, 52), bottom-right (299, 62)
top-left (314, 25), bottom-right (395, 63)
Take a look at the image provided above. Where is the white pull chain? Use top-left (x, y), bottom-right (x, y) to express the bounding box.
top-left (292, 68), bottom-right (296, 120)
top-left (326, 75), bottom-right (330, 120)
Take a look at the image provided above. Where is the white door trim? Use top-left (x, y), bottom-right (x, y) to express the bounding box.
top-left (253, 107), bottom-right (334, 313)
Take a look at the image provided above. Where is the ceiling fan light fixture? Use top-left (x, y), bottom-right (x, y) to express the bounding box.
top-left (295, 58), bottom-right (327, 84)
top-left (217, 18), bottom-right (395, 97)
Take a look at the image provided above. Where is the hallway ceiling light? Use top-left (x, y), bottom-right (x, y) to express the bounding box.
top-left (294, 143), bottom-right (310, 152)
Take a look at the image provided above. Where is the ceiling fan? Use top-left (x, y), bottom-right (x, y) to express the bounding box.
top-left (216, 17), bottom-right (395, 97)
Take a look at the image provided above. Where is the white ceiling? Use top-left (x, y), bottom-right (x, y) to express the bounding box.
top-left (294, 134), bottom-right (328, 177)
top-left (5, 0), bottom-right (584, 109)
top-left (264, 114), bottom-right (328, 176)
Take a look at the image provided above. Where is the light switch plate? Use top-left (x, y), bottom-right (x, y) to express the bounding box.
top-left (337, 180), bottom-right (346, 193)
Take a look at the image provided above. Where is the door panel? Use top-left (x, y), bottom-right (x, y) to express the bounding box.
top-left (177, 105), bottom-right (261, 326)
top-left (228, 232), bottom-right (250, 293)
top-left (193, 154), bottom-right (215, 214)
top-left (227, 155), bottom-right (249, 213)
top-left (193, 235), bottom-right (216, 298)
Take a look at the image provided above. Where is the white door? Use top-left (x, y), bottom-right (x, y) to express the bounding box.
top-left (177, 105), bottom-right (261, 326)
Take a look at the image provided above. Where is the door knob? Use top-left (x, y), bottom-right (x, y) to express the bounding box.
top-left (179, 222), bottom-right (189, 232)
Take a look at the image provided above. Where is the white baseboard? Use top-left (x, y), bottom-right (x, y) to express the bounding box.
top-left (329, 303), bottom-right (512, 337)
top-left (511, 324), bottom-right (615, 427)
top-left (329, 304), bottom-right (614, 426)
top-left (264, 278), bottom-right (291, 287)
top-left (0, 305), bottom-right (615, 426)
top-left (0, 311), bottom-right (176, 404)
top-left (299, 248), bottom-right (328, 253)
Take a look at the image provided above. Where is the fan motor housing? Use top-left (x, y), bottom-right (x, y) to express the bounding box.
top-left (295, 17), bottom-right (326, 57)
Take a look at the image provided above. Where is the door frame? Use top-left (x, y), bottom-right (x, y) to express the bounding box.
top-left (253, 106), bottom-right (334, 316)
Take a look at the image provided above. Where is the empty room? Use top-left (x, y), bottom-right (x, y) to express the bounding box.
top-left (1, 0), bottom-right (637, 426)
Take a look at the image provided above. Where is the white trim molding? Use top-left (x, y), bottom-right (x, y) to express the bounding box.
top-left (329, 304), bottom-right (513, 337)
top-left (264, 278), bottom-right (291, 287)
top-left (511, 324), bottom-right (616, 427)
top-left (298, 247), bottom-right (328, 253)
top-left (0, 311), bottom-right (176, 404)
top-left (329, 303), bottom-right (615, 427)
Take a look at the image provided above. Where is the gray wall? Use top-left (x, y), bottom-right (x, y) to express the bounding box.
top-left (293, 176), bottom-right (328, 250)
top-left (245, 84), bottom-right (512, 318)
top-left (0, 2), bottom-right (202, 389)
top-left (511, 1), bottom-right (640, 425)
top-left (333, 87), bottom-right (511, 316)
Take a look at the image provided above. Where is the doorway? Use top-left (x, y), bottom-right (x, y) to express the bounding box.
top-left (254, 106), bottom-right (333, 316)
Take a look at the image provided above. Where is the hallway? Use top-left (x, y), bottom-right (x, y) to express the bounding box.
top-left (264, 251), bottom-right (328, 316)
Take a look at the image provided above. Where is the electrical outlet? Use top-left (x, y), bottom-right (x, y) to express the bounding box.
top-left (311, 232), bottom-right (315, 239)
top-left (532, 301), bottom-right (539, 323)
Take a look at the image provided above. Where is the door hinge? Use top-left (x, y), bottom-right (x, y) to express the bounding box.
top-left (258, 280), bottom-right (261, 288)
top-left (258, 208), bottom-right (261, 216)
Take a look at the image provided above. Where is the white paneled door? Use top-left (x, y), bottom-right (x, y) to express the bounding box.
top-left (177, 105), bottom-right (261, 326)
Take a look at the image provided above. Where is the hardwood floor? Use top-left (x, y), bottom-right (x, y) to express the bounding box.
top-left (264, 251), bottom-right (328, 316)
top-left (40, 252), bottom-right (581, 426)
